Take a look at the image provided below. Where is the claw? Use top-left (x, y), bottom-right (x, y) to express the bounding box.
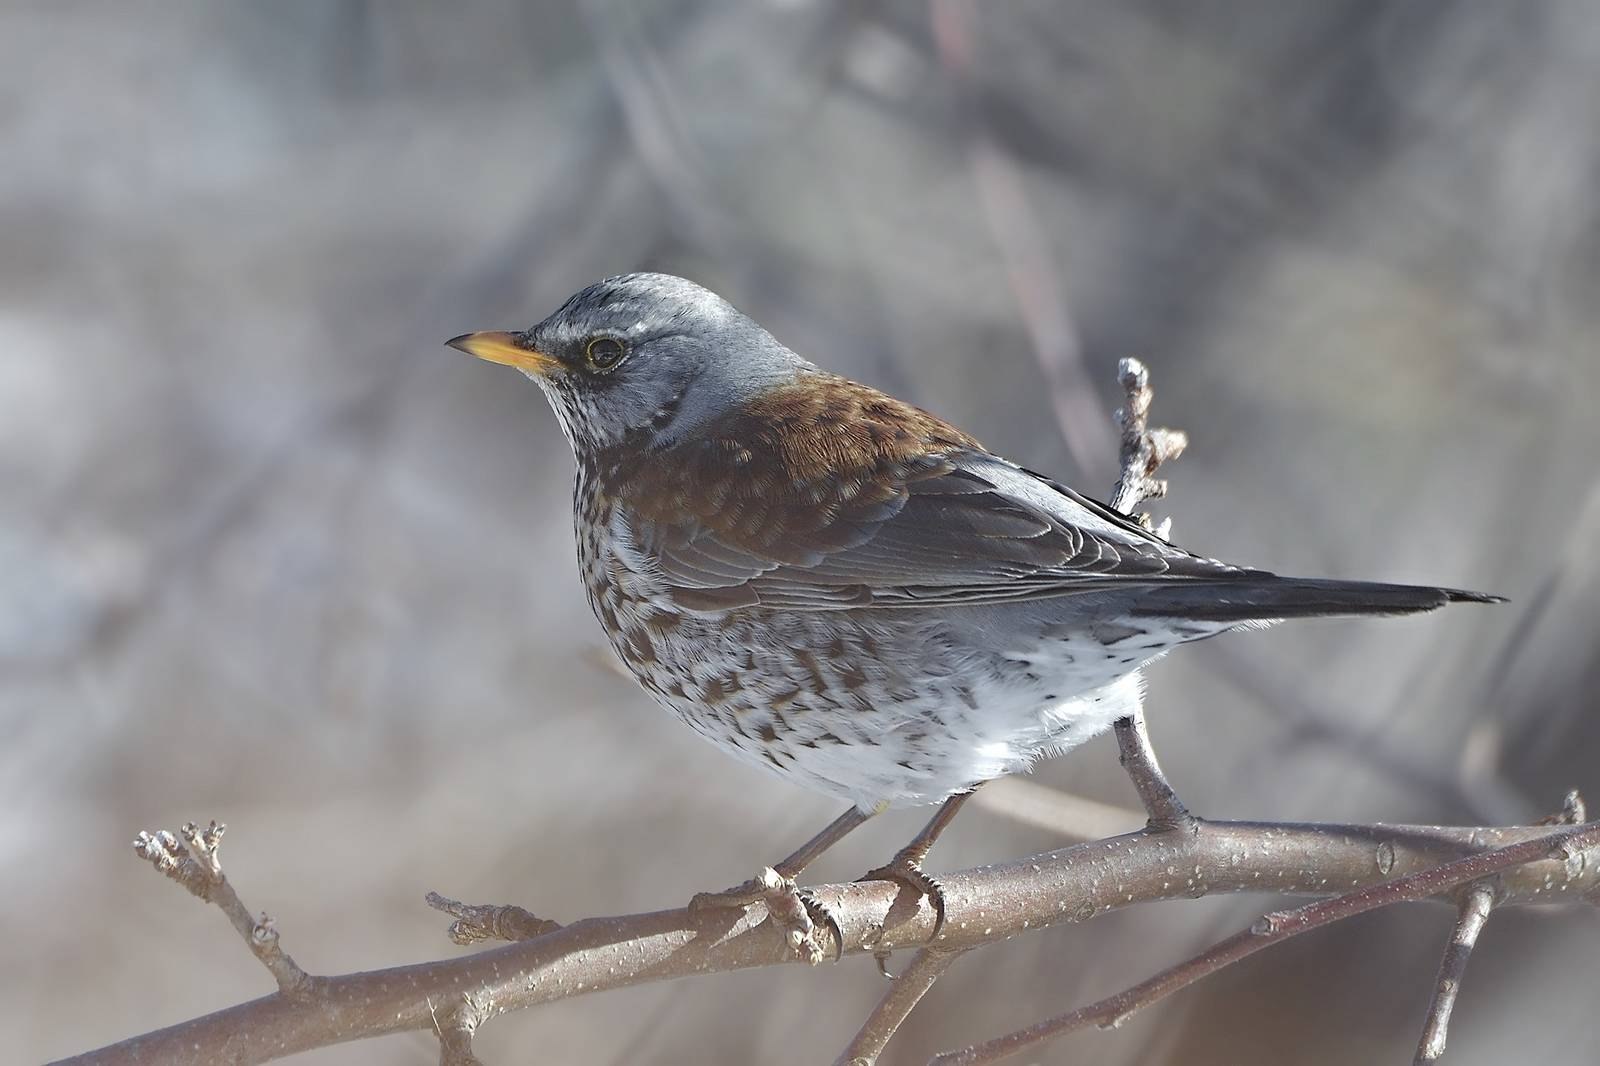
top-left (858, 858), bottom-right (950, 956)
top-left (689, 867), bottom-right (834, 964)
top-left (798, 888), bottom-right (845, 963)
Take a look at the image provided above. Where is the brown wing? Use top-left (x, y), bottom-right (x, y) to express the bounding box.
top-left (613, 374), bottom-right (1253, 611)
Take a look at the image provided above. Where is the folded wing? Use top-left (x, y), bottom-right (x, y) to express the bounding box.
top-left (612, 374), bottom-right (1255, 612)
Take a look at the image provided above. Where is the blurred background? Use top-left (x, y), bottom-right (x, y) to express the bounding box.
top-left (6, 2), bottom-right (1599, 1063)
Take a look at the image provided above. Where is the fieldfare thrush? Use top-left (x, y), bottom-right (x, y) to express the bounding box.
top-left (449, 273), bottom-right (1500, 957)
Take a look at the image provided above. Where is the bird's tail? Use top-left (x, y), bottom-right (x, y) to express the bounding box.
top-left (1126, 577), bottom-right (1505, 625)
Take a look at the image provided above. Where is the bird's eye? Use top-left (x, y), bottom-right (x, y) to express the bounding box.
top-left (584, 336), bottom-right (628, 372)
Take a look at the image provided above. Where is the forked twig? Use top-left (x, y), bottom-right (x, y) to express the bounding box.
top-left (133, 821), bottom-right (311, 996)
top-left (1108, 356), bottom-right (1189, 528)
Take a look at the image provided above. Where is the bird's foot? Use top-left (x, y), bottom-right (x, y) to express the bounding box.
top-left (689, 867), bottom-right (839, 964)
top-left (857, 850), bottom-right (948, 978)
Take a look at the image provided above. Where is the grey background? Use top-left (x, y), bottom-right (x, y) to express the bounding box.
top-left (5, 2), bottom-right (1599, 1063)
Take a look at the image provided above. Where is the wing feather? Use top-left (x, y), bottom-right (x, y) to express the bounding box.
top-left (608, 374), bottom-right (1255, 612)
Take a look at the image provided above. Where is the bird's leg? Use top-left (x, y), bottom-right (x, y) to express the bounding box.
top-left (689, 804), bottom-right (874, 963)
top-left (857, 787), bottom-right (979, 966)
top-left (1113, 708), bottom-right (1196, 833)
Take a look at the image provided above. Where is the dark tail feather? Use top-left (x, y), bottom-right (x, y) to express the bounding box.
top-left (1127, 577), bottom-right (1506, 624)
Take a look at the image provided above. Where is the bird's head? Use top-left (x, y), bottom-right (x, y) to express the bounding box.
top-left (448, 273), bottom-right (810, 456)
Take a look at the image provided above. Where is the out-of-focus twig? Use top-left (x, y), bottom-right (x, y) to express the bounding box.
top-left (972, 777), bottom-right (1142, 841)
top-left (930, 0), bottom-right (1117, 478)
top-left (834, 948), bottom-right (965, 1066)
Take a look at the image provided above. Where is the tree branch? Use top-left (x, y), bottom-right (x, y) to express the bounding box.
top-left (930, 820), bottom-right (1600, 1066)
top-left (62, 817), bottom-right (1600, 1065)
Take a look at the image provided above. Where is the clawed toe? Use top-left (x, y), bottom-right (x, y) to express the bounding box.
top-left (689, 867), bottom-right (837, 964)
top-left (859, 856), bottom-right (949, 937)
top-left (689, 865), bottom-right (789, 912)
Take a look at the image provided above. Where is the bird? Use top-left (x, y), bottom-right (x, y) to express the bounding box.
top-left (448, 272), bottom-right (1501, 956)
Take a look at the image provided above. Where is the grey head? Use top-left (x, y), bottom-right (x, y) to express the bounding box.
top-left (448, 273), bottom-right (812, 455)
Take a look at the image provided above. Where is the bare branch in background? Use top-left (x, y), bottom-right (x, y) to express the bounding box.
top-left (972, 776), bottom-right (1143, 841)
top-left (930, 0), bottom-right (1117, 477)
top-left (834, 949), bottom-right (965, 1066)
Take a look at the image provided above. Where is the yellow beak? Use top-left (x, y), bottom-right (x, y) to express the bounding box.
top-left (446, 331), bottom-right (561, 376)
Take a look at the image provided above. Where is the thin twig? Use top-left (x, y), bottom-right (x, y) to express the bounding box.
top-left (1413, 883), bottom-right (1495, 1064)
top-left (834, 949), bottom-right (966, 1066)
top-left (929, 820), bottom-right (1600, 1066)
top-left (1112, 712), bottom-right (1195, 832)
top-left (1108, 356), bottom-right (1188, 524)
top-left (426, 892), bottom-right (563, 945)
top-left (1412, 793), bottom-right (1582, 1062)
top-left (133, 821), bottom-right (311, 996)
top-left (1543, 788), bottom-right (1587, 826)
top-left (1102, 355), bottom-right (1194, 830)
